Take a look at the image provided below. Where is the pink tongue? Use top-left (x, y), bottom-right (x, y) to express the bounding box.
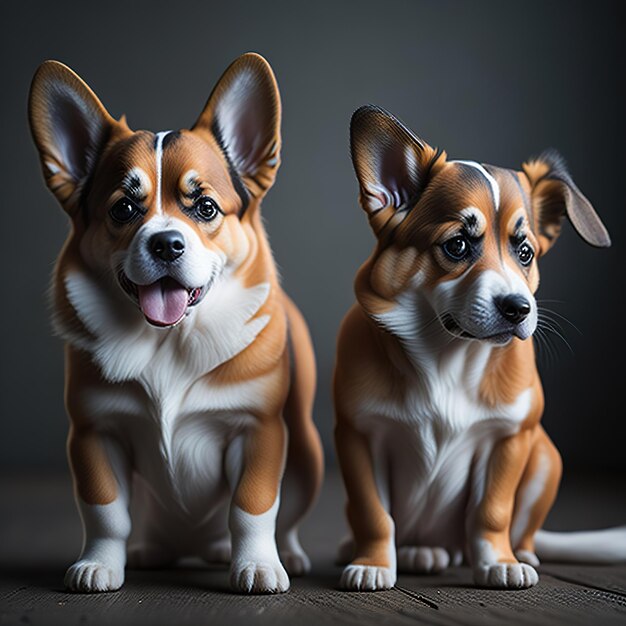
top-left (137, 277), bottom-right (188, 327)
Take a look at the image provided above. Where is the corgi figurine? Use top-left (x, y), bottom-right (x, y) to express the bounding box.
top-left (335, 105), bottom-right (624, 590)
top-left (28, 53), bottom-right (323, 594)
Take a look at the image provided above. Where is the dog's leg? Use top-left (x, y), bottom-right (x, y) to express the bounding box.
top-left (277, 296), bottom-right (324, 576)
top-left (468, 428), bottom-right (539, 589)
top-left (335, 418), bottom-right (396, 591)
top-left (64, 429), bottom-right (131, 593)
top-left (511, 428), bottom-right (562, 566)
top-left (226, 419), bottom-right (289, 594)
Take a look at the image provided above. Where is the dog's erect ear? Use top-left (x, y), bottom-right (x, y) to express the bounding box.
top-left (193, 53), bottom-right (281, 200)
top-left (350, 105), bottom-right (445, 233)
top-left (522, 150), bottom-right (610, 254)
top-left (29, 61), bottom-right (116, 215)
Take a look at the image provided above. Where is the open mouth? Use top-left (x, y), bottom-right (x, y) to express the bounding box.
top-left (118, 271), bottom-right (208, 328)
top-left (440, 314), bottom-right (513, 344)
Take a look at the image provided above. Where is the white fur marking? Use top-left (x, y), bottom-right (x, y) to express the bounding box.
top-left (229, 497), bottom-right (289, 593)
top-left (154, 131), bottom-right (171, 215)
top-left (340, 514), bottom-right (397, 591)
top-left (64, 440), bottom-right (131, 593)
top-left (452, 160), bottom-right (500, 211)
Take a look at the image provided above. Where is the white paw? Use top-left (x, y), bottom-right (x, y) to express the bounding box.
top-left (280, 549), bottom-right (311, 576)
top-left (65, 560), bottom-right (124, 593)
top-left (127, 543), bottom-right (175, 569)
top-left (230, 560), bottom-right (290, 594)
top-left (340, 564), bottom-right (396, 591)
top-left (203, 539), bottom-right (231, 564)
top-left (515, 549), bottom-right (540, 567)
top-left (397, 546), bottom-right (450, 574)
top-left (474, 562), bottom-right (539, 589)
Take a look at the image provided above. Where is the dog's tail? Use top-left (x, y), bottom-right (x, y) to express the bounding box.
top-left (535, 526), bottom-right (626, 563)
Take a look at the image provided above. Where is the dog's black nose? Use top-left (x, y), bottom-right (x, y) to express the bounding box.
top-left (496, 294), bottom-right (531, 324)
top-left (150, 230), bottom-right (185, 262)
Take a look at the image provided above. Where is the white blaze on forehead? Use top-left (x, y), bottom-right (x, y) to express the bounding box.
top-left (451, 160), bottom-right (500, 212)
top-left (154, 131), bottom-right (172, 215)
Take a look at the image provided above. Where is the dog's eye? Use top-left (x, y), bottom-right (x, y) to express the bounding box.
top-left (194, 197), bottom-right (221, 222)
top-left (110, 197), bottom-right (141, 224)
top-left (442, 235), bottom-right (470, 261)
top-left (517, 242), bottom-right (534, 266)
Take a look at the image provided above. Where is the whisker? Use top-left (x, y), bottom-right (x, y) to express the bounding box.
top-left (537, 319), bottom-right (574, 356)
top-left (538, 307), bottom-right (582, 335)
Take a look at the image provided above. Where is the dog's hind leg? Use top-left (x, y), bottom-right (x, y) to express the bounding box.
top-left (510, 427), bottom-right (562, 566)
top-left (276, 295), bottom-right (324, 576)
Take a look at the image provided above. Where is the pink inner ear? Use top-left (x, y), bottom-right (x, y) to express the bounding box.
top-left (362, 183), bottom-right (391, 212)
top-left (212, 67), bottom-right (278, 179)
top-left (363, 146), bottom-right (419, 212)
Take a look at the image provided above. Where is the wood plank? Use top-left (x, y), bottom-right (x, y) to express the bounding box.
top-left (2, 471), bottom-right (626, 626)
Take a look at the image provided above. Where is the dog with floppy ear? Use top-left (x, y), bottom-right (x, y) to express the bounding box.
top-left (335, 105), bottom-right (624, 591)
top-left (28, 53), bottom-right (323, 594)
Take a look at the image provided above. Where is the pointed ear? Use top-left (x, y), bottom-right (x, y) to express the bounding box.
top-left (522, 149), bottom-right (611, 254)
top-left (28, 61), bottom-right (115, 214)
top-left (350, 105), bottom-right (445, 233)
top-left (193, 53), bottom-right (281, 200)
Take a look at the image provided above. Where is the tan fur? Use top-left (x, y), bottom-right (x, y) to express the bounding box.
top-left (29, 55), bottom-right (322, 565)
top-left (65, 347), bottom-right (121, 505)
top-left (513, 427), bottom-right (562, 555)
top-left (336, 106), bottom-right (609, 589)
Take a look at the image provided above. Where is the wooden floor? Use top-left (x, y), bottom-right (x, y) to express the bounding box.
top-left (1, 468), bottom-right (625, 626)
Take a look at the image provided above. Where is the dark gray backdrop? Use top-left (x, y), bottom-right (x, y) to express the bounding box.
top-left (1, 0), bottom-right (624, 471)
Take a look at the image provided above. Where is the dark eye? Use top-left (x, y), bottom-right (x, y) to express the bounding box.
top-left (442, 235), bottom-right (470, 261)
top-left (193, 196), bottom-right (221, 222)
top-left (518, 242), bottom-right (534, 266)
top-left (110, 197), bottom-right (141, 224)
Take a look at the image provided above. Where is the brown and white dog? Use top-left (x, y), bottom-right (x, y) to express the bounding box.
top-left (28, 53), bottom-right (323, 594)
top-left (335, 105), bottom-right (625, 590)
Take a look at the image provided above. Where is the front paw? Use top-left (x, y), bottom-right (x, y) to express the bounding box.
top-left (340, 564), bottom-right (396, 591)
top-left (65, 560), bottom-right (124, 593)
top-left (474, 562), bottom-right (539, 589)
top-left (230, 559), bottom-right (290, 594)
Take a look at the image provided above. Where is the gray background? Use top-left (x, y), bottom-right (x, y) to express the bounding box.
top-left (1, 0), bottom-right (624, 471)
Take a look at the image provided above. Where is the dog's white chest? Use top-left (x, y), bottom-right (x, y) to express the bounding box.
top-left (364, 375), bottom-right (531, 548)
top-left (364, 298), bottom-right (533, 548)
top-left (60, 268), bottom-right (274, 517)
top-left (61, 269), bottom-right (271, 383)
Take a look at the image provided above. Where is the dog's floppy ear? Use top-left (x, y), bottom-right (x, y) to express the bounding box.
top-left (522, 149), bottom-right (610, 254)
top-left (350, 105), bottom-right (445, 234)
top-left (193, 53), bottom-right (281, 200)
top-left (28, 61), bottom-right (116, 215)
